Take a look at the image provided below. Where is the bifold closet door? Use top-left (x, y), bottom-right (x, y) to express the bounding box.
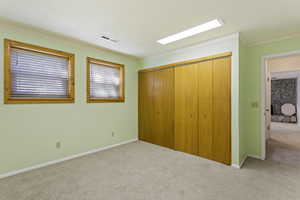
top-left (152, 68), bottom-right (175, 149)
top-left (212, 57), bottom-right (231, 165)
top-left (197, 61), bottom-right (213, 160)
top-left (138, 71), bottom-right (155, 143)
top-left (139, 53), bottom-right (231, 165)
top-left (138, 68), bottom-right (174, 149)
top-left (175, 64), bottom-right (198, 155)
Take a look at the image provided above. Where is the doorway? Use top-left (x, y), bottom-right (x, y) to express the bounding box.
top-left (262, 52), bottom-right (300, 164)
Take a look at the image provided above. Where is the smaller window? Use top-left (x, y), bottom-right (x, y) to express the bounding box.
top-left (4, 39), bottom-right (75, 104)
top-left (87, 57), bottom-right (124, 103)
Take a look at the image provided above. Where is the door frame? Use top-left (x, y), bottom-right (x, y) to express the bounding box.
top-left (260, 50), bottom-right (300, 160)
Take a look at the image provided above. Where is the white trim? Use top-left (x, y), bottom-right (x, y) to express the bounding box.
top-left (231, 164), bottom-right (241, 169)
top-left (0, 138), bottom-right (138, 180)
top-left (231, 154), bottom-right (248, 169)
top-left (239, 154), bottom-right (248, 168)
top-left (261, 56), bottom-right (267, 160)
top-left (232, 154), bottom-right (263, 169)
top-left (261, 50), bottom-right (300, 161)
top-left (248, 154), bottom-right (264, 160)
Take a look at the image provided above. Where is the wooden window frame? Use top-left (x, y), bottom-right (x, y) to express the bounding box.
top-left (4, 39), bottom-right (75, 104)
top-left (87, 57), bottom-right (125, 103)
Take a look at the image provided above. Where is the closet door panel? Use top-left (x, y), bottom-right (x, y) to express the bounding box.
top-left (197, 61), bottom-right (213, 159)
top-left (213, 101), bottom-right (231, 164)
top-left (138, 72), bottom-right (155, 143)
top-left (212, 57), bottom-right (231, 165)
top-left (153, 68), bottom-right (175, 149)
top-left (175, 64), bottom-right (198, 155)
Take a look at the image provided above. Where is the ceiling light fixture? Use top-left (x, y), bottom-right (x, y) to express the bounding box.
top-left (157, 19), bottom-right (224, 45)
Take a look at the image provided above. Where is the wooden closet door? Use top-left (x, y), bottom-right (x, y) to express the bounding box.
top-left (152, 68), bottom-right (175, 149)
top-left (175, 64), bottom-right (198, 155)
top-left (197, 61), bottom-right (213, 159)
top-left (138, 71), bottom-right (155, 143)
top-left (212, 57), bottom-right (231, 165)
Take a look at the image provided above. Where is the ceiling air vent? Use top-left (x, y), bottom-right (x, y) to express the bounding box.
top-left (99, 35), bottom-right (118, 43)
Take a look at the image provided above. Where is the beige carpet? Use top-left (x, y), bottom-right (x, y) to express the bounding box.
top-left (267, 122), bottom-right (300, 165)
top-left (0, 141), bottom-right (300, 200)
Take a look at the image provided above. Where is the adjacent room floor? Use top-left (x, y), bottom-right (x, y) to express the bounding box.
top-left (267, 122), bottom-right (300, 165)
top-left (0, 141), bottom-right (300, 200)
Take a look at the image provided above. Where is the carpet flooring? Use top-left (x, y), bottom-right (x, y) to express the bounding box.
top-left (268, 122), bottom-right (300, 165)
top-left (0, 141), bottom-right (300, 200)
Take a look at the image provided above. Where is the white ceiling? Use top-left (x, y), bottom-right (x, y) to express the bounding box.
top-left (0, 0), bottom-right (300, 58)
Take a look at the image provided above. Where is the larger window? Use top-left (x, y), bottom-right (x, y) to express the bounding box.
top-left (87, 57), bottom-right (124, 103)
top-left (4, 39), bottom-right (75, 104)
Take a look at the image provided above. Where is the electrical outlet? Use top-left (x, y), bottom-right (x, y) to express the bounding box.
top-left (112, 132), bottom-right (115, 137)
top-left (56, 142), bottom-right (61, 149)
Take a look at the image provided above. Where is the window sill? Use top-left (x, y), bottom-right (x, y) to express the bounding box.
top-left (87, 98), bottom-right (125, 103)
top-left (4, 98), bottom-right (75, 104)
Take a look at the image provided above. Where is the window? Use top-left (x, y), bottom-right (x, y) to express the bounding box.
top-left (4, 39), bottom-right (75, 104)
top-left (87, 57), bottom-right (124, 103)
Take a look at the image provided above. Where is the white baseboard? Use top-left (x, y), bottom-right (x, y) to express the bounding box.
top-left (231, 164), bottom-right (240, 169)
top-left (248, 154), bottom-right (264, 160)
top-left (239, 154), bottom-right (248, 168)
top-left (231, 154), bottom-right (248, 169)
top-left (0, 138), bottom-right (138, 180)
top-left (232, 153), bottom-right (264, 169)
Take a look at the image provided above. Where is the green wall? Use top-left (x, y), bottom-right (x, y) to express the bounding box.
top-left (0, 19), bottom-right (141, 175)
top-left (241, 36), bottom-right (300, 158)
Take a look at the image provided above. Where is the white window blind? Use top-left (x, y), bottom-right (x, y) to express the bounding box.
top-left (10, 48), bottom-right (69, 98)
top-left (90, 63), bottom-right (120, 99)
